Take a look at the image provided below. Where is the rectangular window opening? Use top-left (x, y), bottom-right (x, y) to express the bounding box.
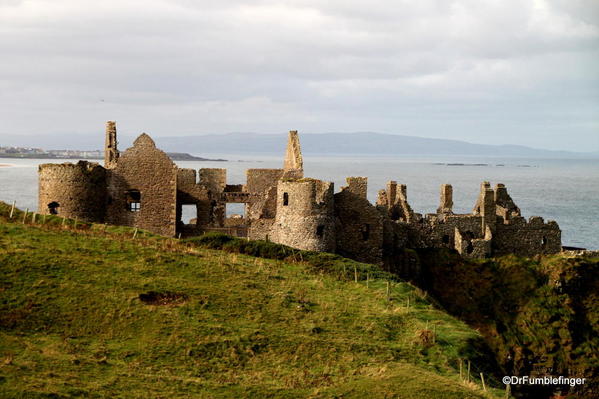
top-left (181, 204), bottom-right (197, 225)
top-left (226, 203), bottom-right (246, 218)
top-left (126, 190), bottom-right (141, 212)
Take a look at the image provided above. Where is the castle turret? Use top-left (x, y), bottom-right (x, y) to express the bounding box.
top-left (38, 161), bottom-right (107, 222)
top-left (104, 121), bottom-right (119, 168)
top-left (273, 178), bottom-right (335, 252)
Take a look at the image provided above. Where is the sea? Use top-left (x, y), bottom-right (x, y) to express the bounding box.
top-left (1, 154), bottom-right (598, 250)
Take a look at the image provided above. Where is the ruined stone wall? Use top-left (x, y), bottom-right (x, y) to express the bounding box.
top-left (199, 168), bottom-right (226, 194)
top-left (246, 169), bottom-right (284, 220)
top-left (38, 161), bottom-right (107, 222)
top-left (273, 179), bottom-right (336, 252)
top-left (176, 168), bottom-right (211, 235)
top-left (36, 126), bottom-right (564, 260)
top-left (199, 168), bottom-right (226, 227)
top-left (334, 183), bottom-right (384, 264)
top-left (494, 183), bottom-right (521, 221)
top-left (341, 176), bottom-right (368, 199)
top-left (418, 214), bottom-right (485, 250)
top-left (494, 217), bottom-right (561, 257)
top-left (455, 228), bottom-right (492, 258)
top-left (106, 134), bottom-right (177, 236)
top-left (248, 218), bottom-right (276, 241)
top-left (377, 181), bottom-right (414, 222)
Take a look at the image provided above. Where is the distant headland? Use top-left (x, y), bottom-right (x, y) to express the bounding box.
top-left (0, 146), bottom-right (226, 162)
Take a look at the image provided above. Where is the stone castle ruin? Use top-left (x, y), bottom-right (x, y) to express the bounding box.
top-left (38, 122), bottom-right (562, 263)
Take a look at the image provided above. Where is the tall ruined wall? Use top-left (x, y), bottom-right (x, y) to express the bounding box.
top-left (334, 177), bottom-right (383, 264)
top-left (176, 168), bottom-right (211, 234)
top-left (38, 161), bottom-right (107, 222)
top-left (106, 134), bottom-right (177, 236)
top-left (377, 181), bottom-right (414, 222)
top-left (273, 179), bottom-right (336, 252)
top-left (418, 214), bottom-right (485, 250)
top-left (245, 168), bottom-right (285, 240)
top-left (246, 169), bottom-right (284, 220)
top-left (104, 121), bottom-right (119, 169)
top-left (494, 216), bottom-right (561, 257)
top-left (283, 130), bottom-right (303, 175)
top-left (198, 168), bottom-right (226, 227)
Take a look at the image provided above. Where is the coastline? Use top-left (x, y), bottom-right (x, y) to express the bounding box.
top-left (0, 163), bottom-right (14, 167)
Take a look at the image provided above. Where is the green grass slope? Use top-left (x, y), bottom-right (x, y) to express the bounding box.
top-left (0, 204), bottom-right (504, 398)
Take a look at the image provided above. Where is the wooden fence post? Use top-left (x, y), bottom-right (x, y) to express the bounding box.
top-left (9, 200), bottom-right (16, 219)
top-left (480, 372), bottom-right (486, 391)
top-left (22, 208), bottom-right (28, 224)
top-left (467, 360), bottom-right (471, 383)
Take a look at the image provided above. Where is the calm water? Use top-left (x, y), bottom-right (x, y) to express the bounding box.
top-left (1, 155), bottom-right (597, 249)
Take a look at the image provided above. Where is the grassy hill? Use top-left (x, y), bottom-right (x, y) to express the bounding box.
top-left (0, 203), bottom-right (506, 398)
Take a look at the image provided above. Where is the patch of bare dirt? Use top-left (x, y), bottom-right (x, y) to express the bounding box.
top-left (139, 291), bottom-right (188, 306)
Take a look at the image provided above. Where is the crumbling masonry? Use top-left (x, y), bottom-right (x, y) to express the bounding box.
top-left (38, 122), bottom-right (562, 263)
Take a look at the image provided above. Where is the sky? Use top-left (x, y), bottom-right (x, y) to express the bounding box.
top-left (0, 0), bottom-right (598, 152)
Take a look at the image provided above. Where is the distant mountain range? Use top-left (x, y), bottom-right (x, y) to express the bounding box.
top-left (154, 132), bottom-right (596, 158)
top-left (1, 132), bottom-right (596, 158)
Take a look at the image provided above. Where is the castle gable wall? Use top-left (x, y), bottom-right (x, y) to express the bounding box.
top-left (106, 134), bottom-right (177, 236)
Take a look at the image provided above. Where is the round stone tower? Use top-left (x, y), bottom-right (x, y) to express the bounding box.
top-left (273, 178), bottom-right (336, 252)
top-left (38, 161), bottom-right (107, 222)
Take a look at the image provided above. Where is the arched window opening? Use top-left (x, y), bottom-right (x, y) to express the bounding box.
top-left (316, 225), bottom-right (325, 237)
top-left (126, 190), bottom-right (141, 212)
top-left (283, 192), bottom-right (289, 206)
top-left (48, 202), bottom-right (60, 215)
top-left (442, 234), bottom-right (450, 244)
top-left (466, 242), bottom-right (474, 254)
top-left (464, 231), bottom-right (474, 254)
top-left (361, 224), bottom-right (370, 241)
top-left (541, 236), bottom-right (547, 247)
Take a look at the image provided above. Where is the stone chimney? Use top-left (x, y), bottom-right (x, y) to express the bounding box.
top-left (437, 184), bottom-right (453, 214)
top-left (104, 121), bottom-right (119, 169)
top-left (283, 130), bottom-right (303, 174)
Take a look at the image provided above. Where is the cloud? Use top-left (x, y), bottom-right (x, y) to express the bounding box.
top-left (0, 0), bottom-right (597, 151)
